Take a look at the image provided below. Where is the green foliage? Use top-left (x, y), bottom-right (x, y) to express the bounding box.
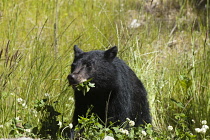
top-left (7, 98), bottom-right (61, 139)
top-left (179, 75), bottom-right (192, 91)
top-left (75, 114), bottom-right (105, 139)
top-left (75, 79), bottom-right (95, 96)
top-left (34, 99), bottom-right (61, 139)
top-left (72, 113), bottom-right (156, 140)
top-left (173, 113), bottom-right (196, 139)
top-left (60, 112), bottom-right (209, 139)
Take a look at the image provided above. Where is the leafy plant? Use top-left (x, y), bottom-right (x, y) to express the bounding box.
top-left (75, 79), bottom-right (95, 96)
top-left (9, 117), bottom-right (35, 138)
top-left (34, 98), bottom-right (61, 139)
top-left (173, 113), bottom-right (197, 139)
top-left (71, 111), bottom-right (158, 140)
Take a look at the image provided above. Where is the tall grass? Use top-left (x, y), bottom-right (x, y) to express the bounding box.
top-left (0, 0), bottom-right (209, 139)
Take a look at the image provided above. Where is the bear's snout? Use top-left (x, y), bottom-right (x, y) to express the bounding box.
top-left (67, 74), bottom-right (87, 85)
top-left (67, 74), bottom-right (78, 85)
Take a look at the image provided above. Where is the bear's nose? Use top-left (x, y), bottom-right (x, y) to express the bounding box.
top-left (67, 74), bottom-right (77, 84)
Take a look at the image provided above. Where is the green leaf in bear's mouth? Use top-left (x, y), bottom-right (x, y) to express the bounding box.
top-left (75, 78), bottom-right (95, 96)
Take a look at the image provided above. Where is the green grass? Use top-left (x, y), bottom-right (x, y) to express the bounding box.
top-left (0, 0), bottom-right (210, 139)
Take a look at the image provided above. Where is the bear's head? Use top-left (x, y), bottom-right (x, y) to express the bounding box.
top-left (67, 45), bottom-right (118, 89)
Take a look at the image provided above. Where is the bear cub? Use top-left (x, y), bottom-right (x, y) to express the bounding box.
top-left (68, 45), bottom-right (151, 127)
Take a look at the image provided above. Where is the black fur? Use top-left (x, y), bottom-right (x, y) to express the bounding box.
top-left (68, 45), bottom-right (151, 127)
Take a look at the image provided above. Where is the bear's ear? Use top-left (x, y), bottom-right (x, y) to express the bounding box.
top-left (74, 45), bottom-right (83, 57)
top-left (104, 46), bottom-right (118, 60)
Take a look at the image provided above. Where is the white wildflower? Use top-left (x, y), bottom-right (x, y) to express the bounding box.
top-left (192, 119), bottom-right (195, 123)
top-left (195, 128), bottom-right (201, 133)
top-left (126, 118), bottom-right (130, 121)
top-left (129, 19), bottom-right (141, 28)
top-left (195, 123), bottom-right (209, 134)
top-left (25, 129), bottom-right (31, 133)
top-left (0, 125), bottom-right (3, 128)
top-left (69, 123), bottom-right (73, 129)
top-left (202, 120), bottom-right (207, 125)
top-left (103, 136), bottom-right (115, 140)
top-left (15, 117), bottom-right (20, 121)
top-left (200, 127), bottom-right (207, 134)
top-left (141, 130), bottom-right (147, 136)
top-left (119, 128), bottom-right (129, 135)
top-left (123, 129), bottom-right (129, 135)
top-left (32, 110), bottom-right (37, 114)
top-left (17, 98), bottom-right (23, 103)
top-left (32, 110), bottom-right (38, 117)
top-left (58, 121), bottom-right (62, 127)
top-left (202, 125), bottom-right (209, 130)
top-left (119, 128), bottom-right (124, 133)
top-left (22, 102), bottom-right (27, 108)
top-left (129, 120), bottom-right (135, 127)
top-left (168, 125), bottom-right (173, 131)
top-left (45, 93), bottom-right (50, 97)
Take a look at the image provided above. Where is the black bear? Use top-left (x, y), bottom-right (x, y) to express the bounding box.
top-left (68, 45), bottom-right (151, 127)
